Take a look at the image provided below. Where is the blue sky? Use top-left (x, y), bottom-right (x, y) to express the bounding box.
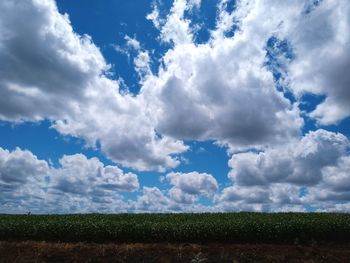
top-left (0, 0), bottom-right (350, 213)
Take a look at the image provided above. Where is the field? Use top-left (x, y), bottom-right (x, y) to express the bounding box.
top-left (1, 213), bottom-right (350, 243)
top-left (1, 213), bottom-right (350, 262)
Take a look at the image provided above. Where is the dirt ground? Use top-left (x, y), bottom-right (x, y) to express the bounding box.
top-left (1, 241), bottom-right (350, 263)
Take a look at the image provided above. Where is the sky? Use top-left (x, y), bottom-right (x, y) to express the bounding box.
top-left (0, 0), bottom-right (350, 213)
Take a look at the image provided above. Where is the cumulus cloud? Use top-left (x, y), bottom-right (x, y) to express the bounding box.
top-left (0, 0), bottom-right (188, 171)
top-left (303, 156), bottom-right (350, 206)
top-left (1, 0), bottom-right (350, 212)
top-left (0, 147), bottom-right (139, 213)
top-left (1, 0), bottom-right (350, 173)
top-left (228, 129), bottom-right (349, 186)
top-left (159, 0), bottom-right (194, 45)
top-left (131, 171), bottom-right (219, 212)
top-left (141, 0), bottom-right (303, 152)
top-left (230, 0), bottom-right (350, 125)
top-left (134, 186), bottom-right (170, 212)
top-left (0, 0), bottom-right (107, 121)
top-left (215, 129), bottom-right (350, 212)
top-left (166, 171), bottom-right (218, 204)
top-left (133, 185), bottom-right (218, 213)
top-left (0, 147), bottom-right (49, 187)
top-left (286, 0), bottom-right (350, 124)
top-left (51, 154), bottom-right (139, 194)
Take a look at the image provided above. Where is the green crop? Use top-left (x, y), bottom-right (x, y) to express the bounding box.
top-left (0, 213), bottom-right (350, 244)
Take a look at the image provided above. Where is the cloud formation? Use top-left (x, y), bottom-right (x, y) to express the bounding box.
top-left (0, 147), bottom-right (138, 213)
top-left (2, 0), bottom-right (349, 172)
top-left (217, 129), bottom-right (350, 212)
top-left (1, 0), bottom-right (350, 212)
top-left (228, 130), bottom-right (349, 186)
top-left (166, 171), bottom-right (218, 204)
top-left (287, 0), bottom-right (350, 124)
top-left (0, 0), bottom-right (188, 171)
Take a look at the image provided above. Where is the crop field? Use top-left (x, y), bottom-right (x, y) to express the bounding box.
top-left (1, 213), bottom-right (350, 244)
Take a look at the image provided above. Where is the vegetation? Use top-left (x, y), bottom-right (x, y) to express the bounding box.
top-left (1, 213), bottom-right (350, 244)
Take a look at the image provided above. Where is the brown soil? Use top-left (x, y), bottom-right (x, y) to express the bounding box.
top-left (1, 241), bottom-right (350, 263)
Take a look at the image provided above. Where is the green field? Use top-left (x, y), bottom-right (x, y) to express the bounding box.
top-left (1, 213), bottom-right (350, 244)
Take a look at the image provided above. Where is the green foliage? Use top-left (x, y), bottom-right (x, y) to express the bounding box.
top-left (1, 213), bottom-right (350, 243)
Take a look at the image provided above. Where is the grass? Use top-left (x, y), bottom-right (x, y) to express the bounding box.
top-left (1, 213), bottom-right (350, 244)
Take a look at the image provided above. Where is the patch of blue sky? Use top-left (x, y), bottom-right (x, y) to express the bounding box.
top-left (56, 0), bottom-right (172, 94)
top-left (303, 204), bottom-right (317, 212)
top-left (298, 93), bottom-right (350, 138)
top-left (131, 139), bottom-right (232, 194)
top-left (222, 0), bottom-right (238, 38)
top-left (265, 37), bottom-right (298, 124)
top-left (220, 0), bottom-right (236, 14)
top-left (298, 186), bottom-right (309, 198)
top-left (320, 117), bottom-right (350, 139)
top-left (0, 118), bottom-right (150, 202)
top-left (0, 120), bottom-right (113, 168)
top-left (184, 0), bottom-right (219, 44)
top-left (198, 195), bottom-right (216, 207)
top-left (304, 0), bottom-right (324, 14)
top-left (264, 37), bottom-right (338, 137)
top-left (298, 94), bottom-right (326, 135)
top-left (174, 140), bottom-right (231, 188)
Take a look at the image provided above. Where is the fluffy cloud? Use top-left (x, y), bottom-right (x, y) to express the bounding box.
top-left (133, 185), bottom-right (218, 213)
top-left (132, 172), bottom-right (218, 211)
top-left (1, 0), bottom-right (349, 173)
top-left (1, 0), bottom-right (350, 212)
top-left (304, 156), bottom-right (350, 205)
top-left (0, 147), bottom-right (139, 213)
top-left (0, 0), bottom-right (107, 121)
top-left (51, 154), bottom-right (139, 194)
top-left (286, 0), bottom-right (350, 124)
top-left (230, 0), bottom-right (350, 125)
top-left (134, 186), bottom-right (170, 212)
top-left (142, 0), bottom-right (303, 151)
top-left (228, 130), bottom-right (349, 186)
top-left (0, 148), bottom-right (49, 187)
top-left (166, 171), bottom-right (218, 204)
top-left (0, 0), bottom-right (187, 171)
top-left (215, 129), bottom-right (350, 212)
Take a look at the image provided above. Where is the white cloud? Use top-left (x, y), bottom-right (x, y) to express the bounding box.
top-left (228, 0), bottom-right (350, 125)
top-left (0, 0), bottom-right (188, 171)
top-left (159, 0), bottom-right (194, 45)
top-left (0, 147), bottom-right (49, 186)
top-left (215, 129), bottom-right (350, 211)
top-left (1, 0), bottom-right (350, 214)
top-left (228, 129), bottom-right (349, 186)
top-left (0, 147), bottom-right (139, 213)
top-left (146, 5), bottom-right (161, 29)
top-left (131, 171), bottom-right (219, 211)
top-left (211, 0), bottom-right (236, 40)
top-left (166, 171), bottom-right (218, 204)
top-left (214, 183), bottom-right (307, 212)
top-left (134, 186), bottom-right (170, 212)
top-left (51, 154), bottom-right (139, 194)
top-left (142, 0), bottom-right (304, 151)
top-left (286, 0), bottom-right (350, 124)
top-left (125, 35), bottom-right (141, 51)
top-left (0, 0), bottom-right (107, 121)
top-left (304, 156), bottom-right (350, 204)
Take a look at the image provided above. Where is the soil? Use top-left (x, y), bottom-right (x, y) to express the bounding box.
top-left (1, 241), bottom-right (350, 263)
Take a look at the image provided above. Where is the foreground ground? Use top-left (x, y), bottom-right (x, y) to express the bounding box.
top-left (2, 213), bottom-right (350, 243)
top-left (1, 241), bottom-right (350, 263)
top-left (1, 213), bottom-right (350, 262)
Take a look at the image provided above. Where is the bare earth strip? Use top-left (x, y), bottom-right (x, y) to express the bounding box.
top-left (1, 241), bottom-right (350, 263)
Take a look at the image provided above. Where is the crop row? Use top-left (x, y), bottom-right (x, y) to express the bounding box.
top-left (1, 213), bottom-right (350, 243)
